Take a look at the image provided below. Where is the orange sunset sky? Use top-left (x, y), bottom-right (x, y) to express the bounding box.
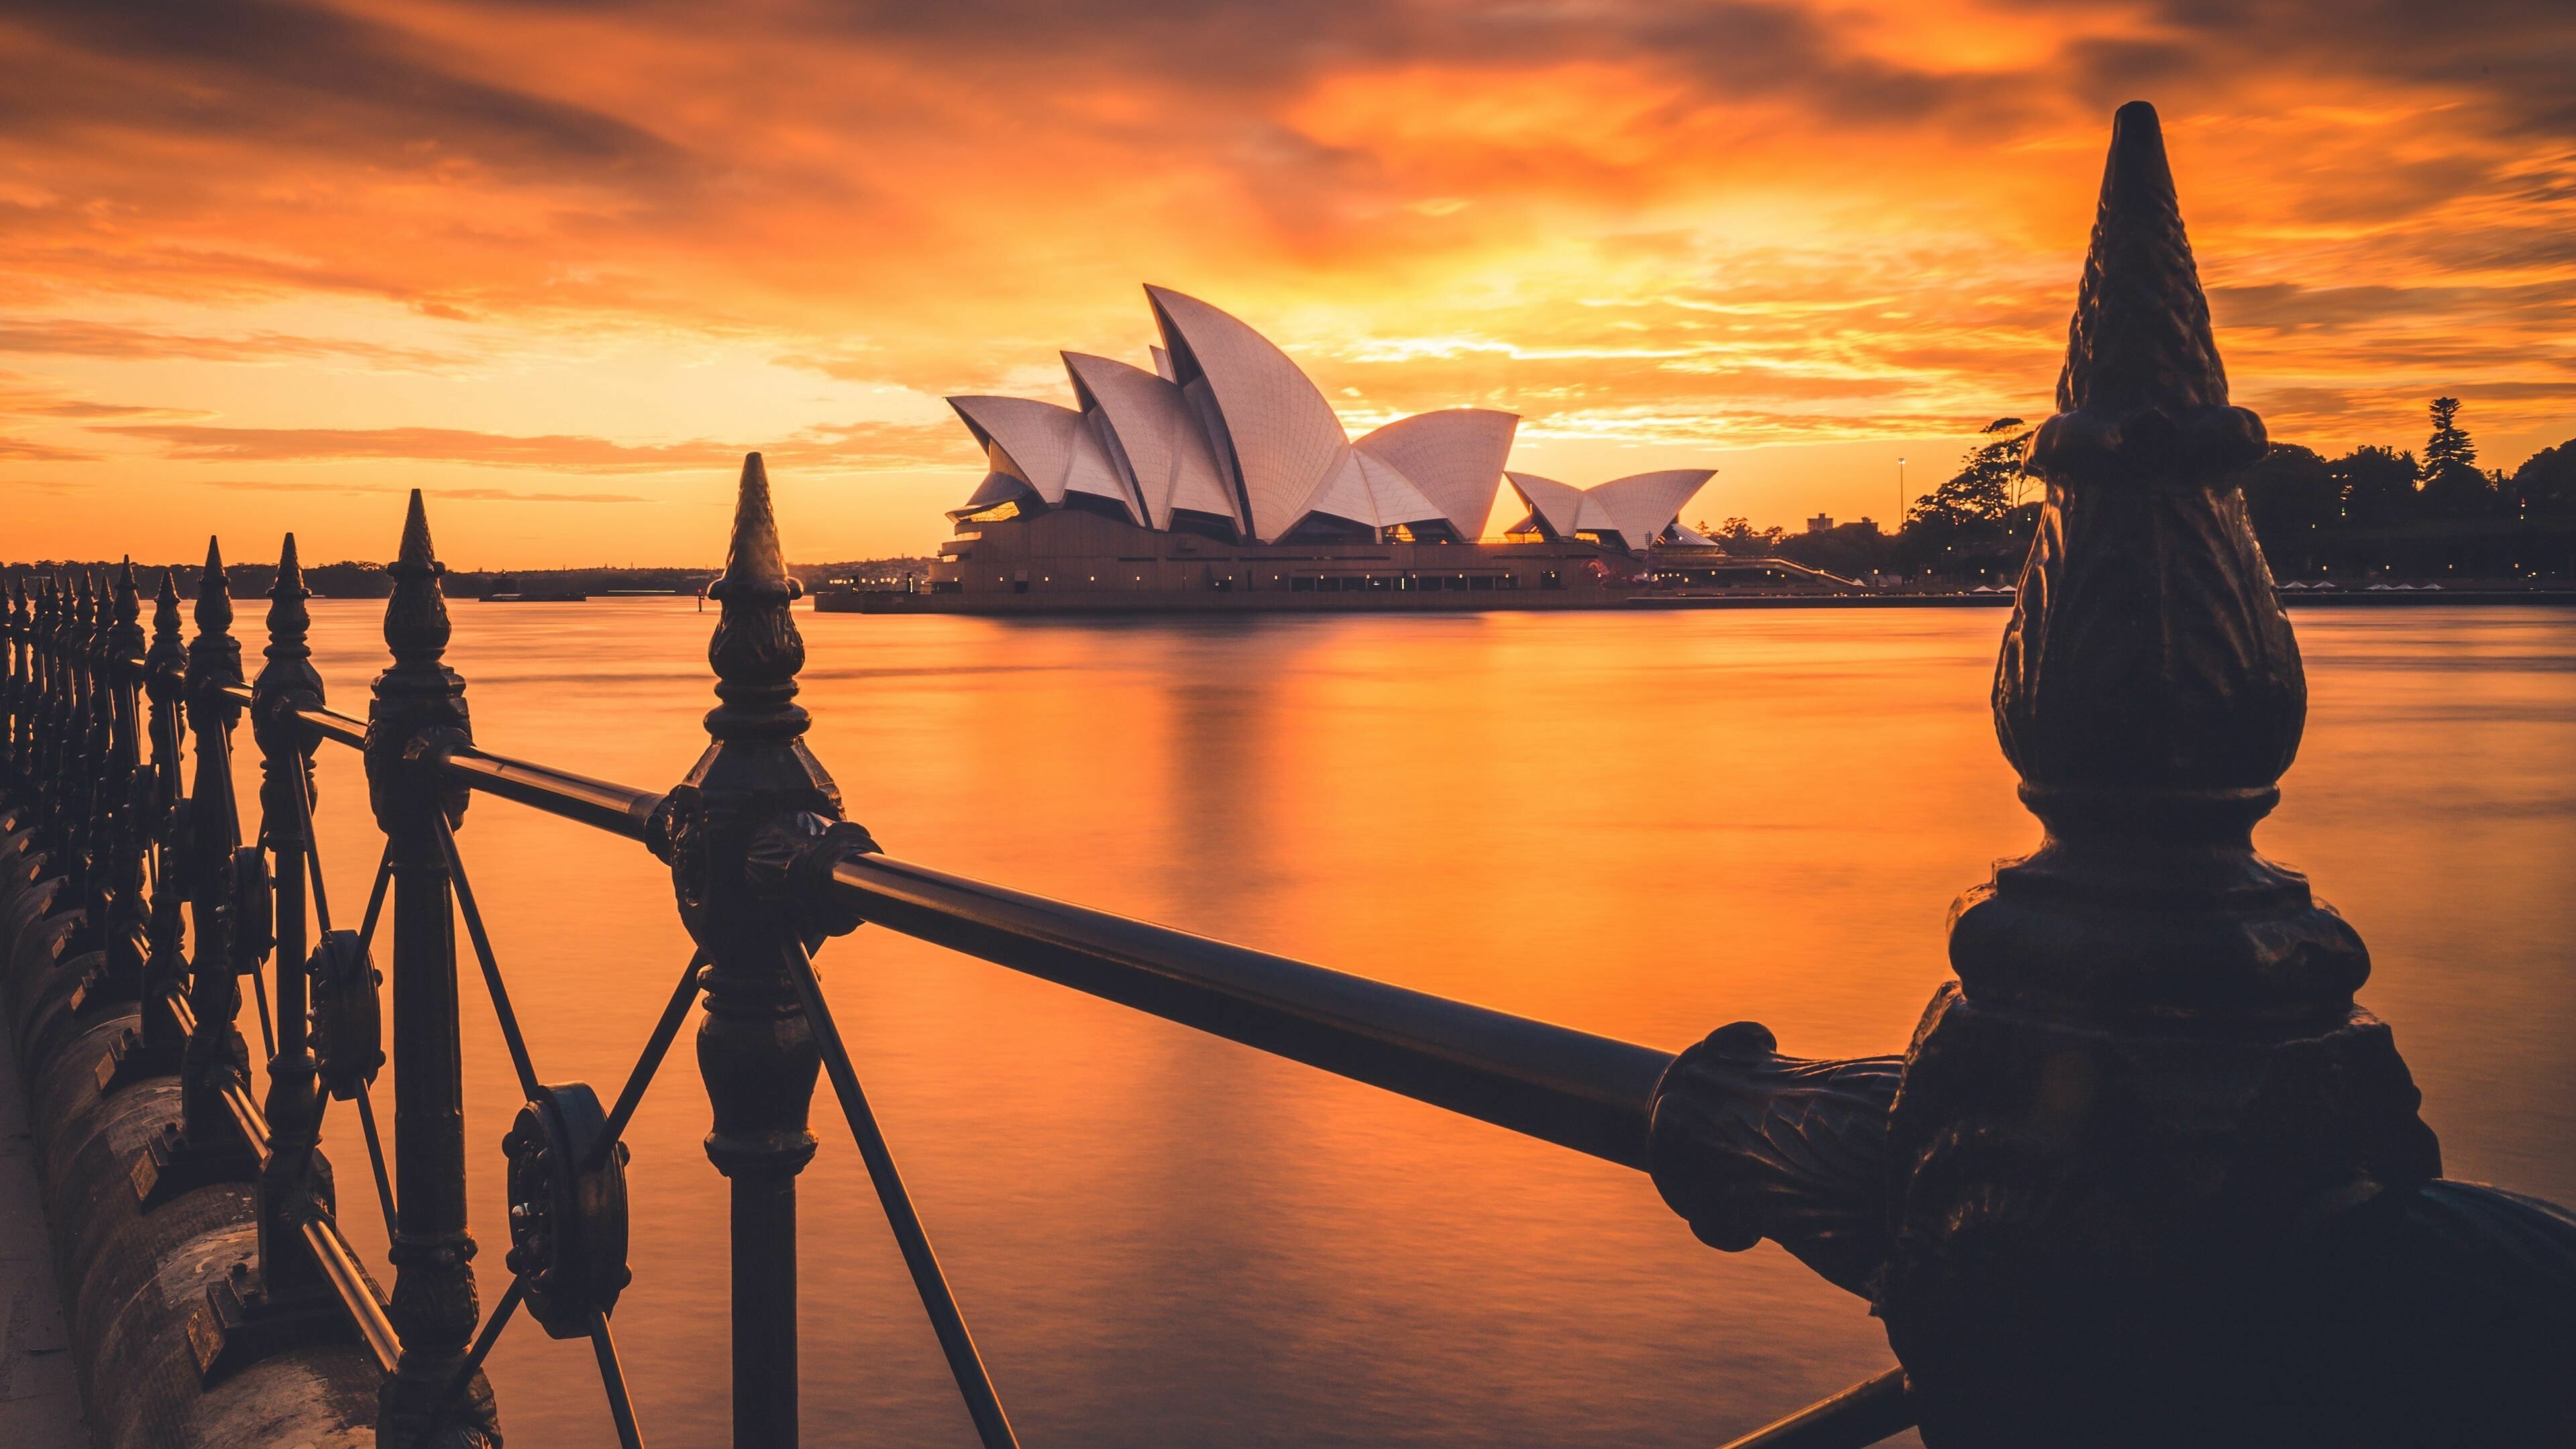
top-left (4, 0), bottom-right (2573, 568)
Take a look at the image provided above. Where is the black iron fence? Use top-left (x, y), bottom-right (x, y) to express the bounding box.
top-left (3, 101), bottom-right (2570, 1449)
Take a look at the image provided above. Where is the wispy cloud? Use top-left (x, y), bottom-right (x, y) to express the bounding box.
top-left (0, 0), bottom-right (2571, 561)
top-left (0, 317), bottom-right (467, 370)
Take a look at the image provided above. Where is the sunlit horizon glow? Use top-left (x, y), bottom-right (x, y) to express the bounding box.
top-left (4, 0), bottom-right (2572, 568)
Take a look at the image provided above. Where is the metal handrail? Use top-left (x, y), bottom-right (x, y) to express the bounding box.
top-left (378, 733), bottom-right (1671, 1169)
top-left (827, 852), bottom-right (1672, 1169)
top-left (302, 1217), bottom-right (402, 1375)
top-left (432, 743), bottom-right (662, 840)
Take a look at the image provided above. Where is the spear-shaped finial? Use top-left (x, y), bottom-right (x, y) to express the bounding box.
top-left (195, 537), bottom-right (233, 638)
top-left (383, 489), bottom-right (451, 667)
top-left (1961, 98), bottom-right (2338, 1018)
top-left (267, 532), bottom-right (312, 662)
top-left (2055, 101), bottom-right (2229, 417)
top-left (189, 537), bottom-right (245, 720)
top-left (149, 568), bottom-right (185, 680)
top-left (704, 452), bottom-right (808, 740)
top-left (109, 557), bottom-right (146, 665)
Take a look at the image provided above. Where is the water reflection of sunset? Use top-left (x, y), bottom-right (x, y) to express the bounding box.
top-left (5, 3), bottom-right (2573, 565)
top-left (254, 598), bottom-right (2575, 1446)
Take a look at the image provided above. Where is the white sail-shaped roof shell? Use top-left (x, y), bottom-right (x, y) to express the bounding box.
top-left (1583, 469), bottom-right (1713, 549)
top-left (949, 395), bottom-right (1142, 524)
top-left (1505, 472), bottom-right (1588, 539)
top-left (1146, 285), bottom-right (1350, 543)
top-left (1506, 469), bottom-right (1712, 551)
top-left (1288, 449), bottom-right (1450, 534)
top-left (1063, 352), bottom-right (1240, 532)
top-left (1354, 410), bottom-right (1518, 539)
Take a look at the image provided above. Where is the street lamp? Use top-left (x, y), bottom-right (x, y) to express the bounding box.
top-left (1897, 457), bottom-right (1908, 530)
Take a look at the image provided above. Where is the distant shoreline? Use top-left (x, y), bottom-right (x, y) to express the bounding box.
top-left (1625, 590), bottom-right (2576, 610)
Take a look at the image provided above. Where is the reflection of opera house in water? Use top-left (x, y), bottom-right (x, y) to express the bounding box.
top-left (828, 286), bottom-right (1798, 613)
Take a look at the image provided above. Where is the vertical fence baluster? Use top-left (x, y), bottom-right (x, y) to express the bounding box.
top-left (367, 492), bottom-right (498, 1448)
top-left (139, 541), bottom-right (259, 1203)
top-left (255, 533), bottom-right (330, 1305)
top-left (3, 578), bottom-right (23, 795)
top-left (39, 580), bottom-right (62, 843)
top-left (655, 454), bottom-right (833, 1449)
top-left (101, 561), bottom-right (149, 1005)
top-left (101, 570), bottom-right (191, 1093)
top-left (138, 571), bottom-right (191, 1067)
top-left (66, 573), bottom-right (98, 931)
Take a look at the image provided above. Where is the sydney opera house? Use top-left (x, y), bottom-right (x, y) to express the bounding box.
top-left (831, 286), bottom-right (1723, 612)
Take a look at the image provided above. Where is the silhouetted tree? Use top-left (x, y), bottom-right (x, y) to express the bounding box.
top-left (2241, 444), bottom-right (2338, 573)
top-left (2422, 397), bottom-right (2477, 476)
top-left (1774, 521), bottom-right (1891, 578)
top-left (2512, 438), bottom-right (2576, 521)
top-left (2334, 445), bottom-right (2420, 528)
top-left (1889, 419), bottom-right (2037, 580)
top-left (2418, 396), bottom-right (2502, 517)
top-left (1909, 418), bottom-right (2029, 531)
top-left (1713, 517), bottom-right (1784, 557)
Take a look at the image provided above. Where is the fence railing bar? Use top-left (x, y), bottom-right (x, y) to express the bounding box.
top-left (1712, 1368), bottom-right (1912, 1449)
top-left (219, 1079), bottom-right (271, 1165)
top-left (431, 743), bottom-right (664, 842)
top-left (784, 938), bottom-right (1022, 1449)
top-left (409, 732), bottom-right (1672, 1169)
top-left (587, 1309), bottom-right (649, 1449)
top-left (432, 814), bottom-right (542, 1102)
top-left (301, 1216), bottom-right (402, 1375)
top-left (586, 950), bottom-right (706, 1174)
top-left (826, 853), bottom-right (1672, 1170)
top-left (290, 702), bottom-right (368, 751)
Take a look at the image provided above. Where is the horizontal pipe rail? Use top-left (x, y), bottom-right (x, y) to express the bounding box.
top-left (432, 743), bottom-right (663, 841)
top-left (413, 745), bottom-right (1676, 1168)
top-left (220, 1081), bottom-right (272, 1165)
top-left (293, 703), bottom-right (368, 750)
top-left (302, 1218), bottom-right (403, 1374)
top-left (829, 853), bottom-right (1672, 1170)
top-left (1713, 1368), bottom-right (1913, 1449)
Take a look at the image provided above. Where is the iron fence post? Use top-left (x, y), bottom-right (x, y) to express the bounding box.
top-left (137, 570), bottom-right (192, 1063)
top-left (3, 579), bottom-right (21, 791)
top-left (653, 454), bottom-right (835, 1449)
top-left (95, 561), bottom-right (150, 1004)
top-left (178, 540), bottom-right (250, 1151)
top-left (65, 572), bottom-right (99, 933)
top-left (366, 492), bottom-right (498, 1448)
top-left (255, 534), bottom-right (331, 1300)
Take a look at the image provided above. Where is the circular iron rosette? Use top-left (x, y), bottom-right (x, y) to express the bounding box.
top-left (307, 928), bottom-right (382, 1099)
top-left (503, 1082), bottom-right (632, 1339)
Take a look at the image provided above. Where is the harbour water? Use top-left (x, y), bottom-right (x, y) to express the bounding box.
top-left (270, 602), bottom-right (2576, 1448)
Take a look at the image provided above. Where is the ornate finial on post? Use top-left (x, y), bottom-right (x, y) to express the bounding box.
top-left (109, 559), bottom-right (146, 672)
top-left (704, 451), bottom-right (810, 740)
top-left (364, 492), bottom-right (494, 1449)
top-left (171, 538), bottom-right (254, 1181)
top-left (385, 488), bottom-right (454, 668)
top-left (252, 531), bottom-right (332, 1310)
top-left (90, 559), bottom-right (151, 999)
top-left (129, 568), bottom-right (193, 1066)
top-left (659, 452), bottom-right (852, 1448)
top-left (1874, 103), bottom-right (2534, 1446)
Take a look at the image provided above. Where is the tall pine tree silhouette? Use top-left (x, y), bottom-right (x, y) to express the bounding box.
top-left (2418, 396), bottom-right (2498, 517)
